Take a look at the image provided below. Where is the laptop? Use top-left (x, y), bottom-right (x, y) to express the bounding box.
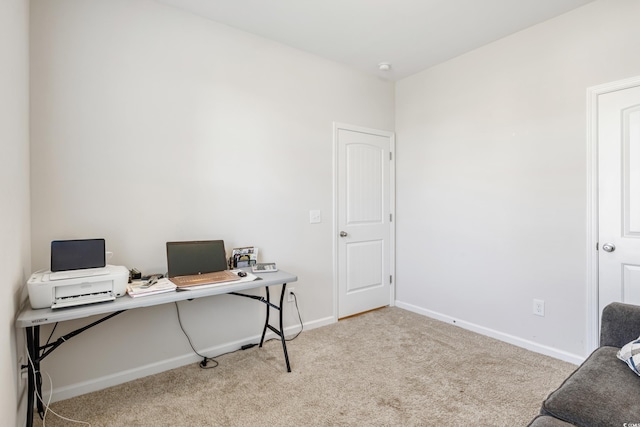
top-left (166, 240), bottom-right (239, 289)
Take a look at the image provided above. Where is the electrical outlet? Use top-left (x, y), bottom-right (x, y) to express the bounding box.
top-left (533, 299), bottom-right (545, 317)
top-left (287, 287), bottom-right (295, 303)
top-left (18, 357), bottom-right (27, 381)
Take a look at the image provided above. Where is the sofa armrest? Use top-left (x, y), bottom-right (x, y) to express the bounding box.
top-left (601, 302), bottom-right (640, 347)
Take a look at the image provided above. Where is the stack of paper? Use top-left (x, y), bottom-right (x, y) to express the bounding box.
top-left (127, 278), bottom-right (176, 298)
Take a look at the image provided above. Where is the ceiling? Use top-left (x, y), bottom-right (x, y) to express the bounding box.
top-left (158, 0), bottom-right (595, 81)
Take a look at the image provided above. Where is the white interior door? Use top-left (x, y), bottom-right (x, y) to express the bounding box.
top-left (598, 84), bottom-right (640, 315)
top-left (335, 123), bottom-right (394, 319)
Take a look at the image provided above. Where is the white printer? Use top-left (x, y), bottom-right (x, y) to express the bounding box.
top-left (27, 265), bottom-right (129, 309)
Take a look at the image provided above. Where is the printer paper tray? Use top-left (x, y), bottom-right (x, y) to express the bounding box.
top-left (51, 291), bottom-right (116, 309)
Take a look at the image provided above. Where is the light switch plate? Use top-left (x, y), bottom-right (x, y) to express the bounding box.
top-left (309, 210), bottom-right (321, 224)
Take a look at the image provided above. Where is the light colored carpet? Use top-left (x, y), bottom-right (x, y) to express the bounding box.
top-left (33, 307), bottom-right (576, 426)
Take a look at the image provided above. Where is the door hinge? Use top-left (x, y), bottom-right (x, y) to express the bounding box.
top-left (390, 275), bottom-right (393, 284)
top-left (390, 213), bottom-right (393, 222)
top-left (596, 242), bottom-right (599, 250)
top-left (389, 152), bottom-right (393, 161)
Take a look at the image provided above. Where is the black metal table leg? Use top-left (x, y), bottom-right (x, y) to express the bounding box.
top-left (259, 286), bottom-right (271, 347)
top-left (256, 284), bottom-right (291, 372)
top-left (278, 283), bottom-right (291, 372)
top-left (25, 325), bottom-right (43, 427)
top-left (25, 326), bottom-right (35, 427)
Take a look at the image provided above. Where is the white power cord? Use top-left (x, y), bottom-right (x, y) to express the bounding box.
top-left (26, 346), bottom-right (91, 426)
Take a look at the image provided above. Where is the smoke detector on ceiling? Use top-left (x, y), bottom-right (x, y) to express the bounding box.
top-left (378, 62), bottom-right (392, 71)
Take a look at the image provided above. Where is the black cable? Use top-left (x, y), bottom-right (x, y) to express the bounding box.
top-left (174, 302), bottom-right (218, 369)
top-left (174, 302), bottom-right (253, 369)
top-left (286, 291), bottom-right (304, 341)
top-left (174, 290), bottom-right (304, 369)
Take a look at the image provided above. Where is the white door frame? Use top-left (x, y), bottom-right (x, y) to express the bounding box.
top-left (332, 122), bottom-right (396, 321)
top-left (586, 75), bottom-right (640, 352)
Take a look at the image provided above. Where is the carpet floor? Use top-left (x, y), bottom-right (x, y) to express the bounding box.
top-left (32, 307), bottom-right (576, 426)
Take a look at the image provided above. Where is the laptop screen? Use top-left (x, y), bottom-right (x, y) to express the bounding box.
top-left (166, 240), bottom-right (228, 278)
top-left (51, 239), bottom-right (106, 272)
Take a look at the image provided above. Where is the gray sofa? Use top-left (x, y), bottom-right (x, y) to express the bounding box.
top-left (529, 302), bottom-right (640, 426)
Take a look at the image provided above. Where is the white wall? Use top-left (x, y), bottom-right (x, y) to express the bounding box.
top-left (396, 0), bottom-right (640, 362)
top-left (29, 0), bottom-right (394, 399)
top-left (1, 1), bottom-right (31, 426)
top-left (29, 0), bottom-right (638, 407)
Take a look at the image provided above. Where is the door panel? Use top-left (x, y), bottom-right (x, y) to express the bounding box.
top-left (336, 124), bottom-right (393, 319)
top-left (623, 264), bottom-right (640, 303)
top-left (624, 108), bottom-right (640, 237)
top-left (598, 85), bottom-right (640, 314)
top-left (347, 143), bottom-right (384, 224)
top-left (346, 240), bottom-right (384, 293)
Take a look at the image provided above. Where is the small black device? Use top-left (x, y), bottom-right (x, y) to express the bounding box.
top-left (129, 268), bottom-right (142, 280)
top-left (237, 271), bottom-right (247, 277)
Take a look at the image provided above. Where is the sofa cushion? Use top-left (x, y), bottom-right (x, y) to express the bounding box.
top-left (600, 303), bottom-right (640, 348)
top-left (618, 336), bottom-right (640, 375)
top-left (542, 346), bottom-right (640, 426)
top-left (528, 415), bottom-right (575, 426)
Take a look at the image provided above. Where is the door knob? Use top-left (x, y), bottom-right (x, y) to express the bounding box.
top-left (602, 243), bottom-right (616, 252)
top-left (339, 231), bottom-right (348, 237)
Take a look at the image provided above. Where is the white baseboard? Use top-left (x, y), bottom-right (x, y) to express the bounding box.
top-left (46, 315), bottom-right (336, 403)
top-left (395, 301), bottom-right (585, 366)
